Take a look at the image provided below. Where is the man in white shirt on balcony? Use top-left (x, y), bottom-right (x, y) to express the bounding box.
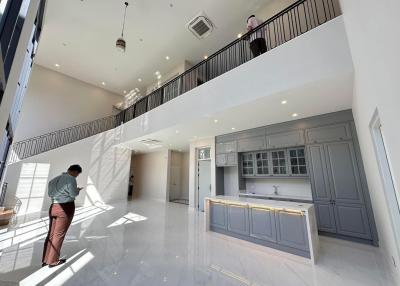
top-left (247, 15), bottom-right (267, 58)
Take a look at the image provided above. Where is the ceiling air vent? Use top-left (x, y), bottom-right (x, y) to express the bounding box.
top-left (187, 12), bottom-right (214, 39)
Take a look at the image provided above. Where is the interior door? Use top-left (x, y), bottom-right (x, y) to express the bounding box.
top-left (198, 160), bottom-right (211, 212)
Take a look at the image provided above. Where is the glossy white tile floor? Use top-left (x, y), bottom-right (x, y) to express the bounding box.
top-left (0, 199), bottom-right (396, 286)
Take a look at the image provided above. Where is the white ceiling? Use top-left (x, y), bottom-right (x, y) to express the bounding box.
top-left (36, 0), bottom-right (272, 95)
top-left (119, 73), bottom-right (354, 154)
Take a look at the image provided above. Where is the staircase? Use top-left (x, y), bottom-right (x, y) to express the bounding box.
top-left (8, 0), bottom-right (341, 164)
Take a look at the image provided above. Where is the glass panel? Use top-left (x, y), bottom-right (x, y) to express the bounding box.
top-left (279, 159), bottom-right (285, 165)
top-left (298, 149), bottom-right (305, 157)
top-left (278, 151), bottom-right (285, 157)
top-left (291, 158), bottom-right (298, 165)
top-left (272, 152), bottom-right (278, 159)
top-left (299, 166), bottom-right (307, 174)
top-left (280, 167), bottom-right (287, 174)
top-left (290, 150), bottom-right (296, 157)
top-left (273, 167), bottom-right (279, 174)
top-left (299, 158), bottom-right (306, 165)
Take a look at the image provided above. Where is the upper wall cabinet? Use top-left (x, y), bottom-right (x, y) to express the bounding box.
top-left (266, 130), bottom-right (305, 149)
top-left (237, 136), bottom-right (267, 152)
top-left (305, 123), bottom-right (351, 144)
top-left (216, 141), bottom-right (237, 154)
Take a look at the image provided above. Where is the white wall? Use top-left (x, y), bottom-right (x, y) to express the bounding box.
top-left (14, 64), bottom-right (124, 141)
top-left (257, 0), bottom-right (297, 20)
top-left (132, 150), bottom-right (170, 201)
top-left (339, 0), bottom-right (400, 283)
top-left (189, 138), bottom-right (216, 208)
top-left (3, 126), bottom-right (131, 215)
top-left (180, 151), bottom-right (190, 200)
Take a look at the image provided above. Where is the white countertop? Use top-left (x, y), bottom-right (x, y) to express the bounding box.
top-left (239, 193), bottom-right (313, 202)
top-left (205, 196), bottom-right (314, 212)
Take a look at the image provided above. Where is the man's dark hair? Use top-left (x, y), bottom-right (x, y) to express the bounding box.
top-left (247, 15), bottom-right (255, 22)
top-left (68, 164), bottom-right (82, 174)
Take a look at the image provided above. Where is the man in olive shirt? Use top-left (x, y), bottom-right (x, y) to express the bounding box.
top-left (42, 165), bottom-right (83, 267)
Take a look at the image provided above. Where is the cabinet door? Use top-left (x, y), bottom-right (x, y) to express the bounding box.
top-left (227, 204), bottom-right (249, 235)
top-left (216, 154), bottom-right (227, 167)
top-left (288, 148), bottom-right (308, 176)
top-left (270, 150), bottom-right (288, 176)
top-left (307, 145), bottom-right (332, 202)
top-left (276, 211), bottom-right (309, 251)
top-left (241, 153), bottom-right (255, 176)
top-left (324, 141), bottom-right (364, 205)
top-left (334, 203), bottom-right (372, 240)
top-left (216, 141), bottom-right (237, 154)
top-left (314, 202), bottom-right (336, 233)
top-left (255, 152), bottom-right (269, 176)
top-left (237, 136), bottom-right (266, 152)
top-left (266, 130), bottom-right (305, 149)
top-left (305, 123), bottom-right (351, 144)
top-left (210, 202), bottom-right (227, 230)
top-left (249, 207), bottom-right (277, 242)
top-left (226, 153), bottom-right (237, 166)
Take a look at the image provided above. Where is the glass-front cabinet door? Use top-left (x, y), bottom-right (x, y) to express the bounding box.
top-left (255, 152), bottom-right (269, 176)
top-left (288, 148), bottom-right (307, 176)
top-left (242, 153), bottom-right (254, 176)
top-left (271, 150), bottom-right (288, 175)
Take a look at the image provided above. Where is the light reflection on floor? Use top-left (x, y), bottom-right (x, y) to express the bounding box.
top-left (0, 199), bottom-right (396, 286)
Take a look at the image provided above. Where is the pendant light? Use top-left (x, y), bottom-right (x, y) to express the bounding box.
top-left (116, 2), bottom-right (129, 52)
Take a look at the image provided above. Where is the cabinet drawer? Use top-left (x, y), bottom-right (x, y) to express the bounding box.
top-left (305, 123), bottom-right (351, 144)
top-left (237, 136), bottom-right (266, 152)
top-left (266, 130), bottom-right (305, 149)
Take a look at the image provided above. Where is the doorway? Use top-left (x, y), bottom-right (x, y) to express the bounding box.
top-left (197, 147), bottom-right (211, 212)
top-left (370, 111), bottom-right (400, 257)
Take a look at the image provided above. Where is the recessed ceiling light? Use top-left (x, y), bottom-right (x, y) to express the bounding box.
top-left (138, 78), bottom-right (142, 82)
top-left (101, 82), bottom-right (106, 86)
top-left (281, 100), bottom-right (287, 104)
top-left (214, 119), bottom-right (218, 123)
top-left (204, 55), bottom-right (208, 60)
top-left (292, 113), bottom-right (298, 117)
top-left (237, 33), bottom-right (242, 38)
top-left (165, 56), bottom-right (170, 60)
top-left (155, 71), bottom-right (160, 75)
top-left (231, 127), bottom-right (236, 130)
top-left (54, 64), bottom-right (60, 68)
top-left (175, 130), bottom-right (179, 134)
top-left (123, 90), bottom-right (127, 94)
top-left (139, 38), bottom-right (143, 42)
top-left (157, 74), bottom-right (162, 80)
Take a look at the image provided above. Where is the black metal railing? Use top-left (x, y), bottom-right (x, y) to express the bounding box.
top-left (0, 182), bottom-right (7, 206)
top-left (9, 115), bottom-right (118, 163)
top-left (8, 0), bottom-right (340, 163)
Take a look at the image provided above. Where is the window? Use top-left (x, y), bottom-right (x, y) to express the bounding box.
top-left (271, 150), bottom-right (287, 175)
top-left (289, 148), bottom-right (307, 175)
top-left (198, 147), bottom-right (211, 160)
top-left (255, 152), bottom-right (269, 175)
top-left (242, 153), bottom-right (254, 176)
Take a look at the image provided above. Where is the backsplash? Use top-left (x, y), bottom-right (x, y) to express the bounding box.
top-left (245, 178), bottom-right (312, 199)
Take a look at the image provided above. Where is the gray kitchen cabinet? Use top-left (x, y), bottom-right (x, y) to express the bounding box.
top-left (226, 153), bottom-right (237, 166)
top-left (238, 136), bottom-right (266, 152)
top-left (333, 203), bottom-right (372, 240)
top-left (216, 141), bottom-right (237, 154)
top-left (270, 150), bottom-right (288, 176)
top-left (227, 204), bottom-right (250, 235)
top-left (255, 151), bottom-right (269, 176)
top-left (249, 207), bottom-right (277, 242)
top-left (308, 145), bottom-right (332, 201)
top-left (324, 141), bottom-right (364, 205)
top-left (308, 141), bottom-right (374, 241)
top-left (242, 153), bottom-right (255, 176)
top-left (210, 202), bottom-right (227, 230)
top-left (314, 202), bottom-right (336, 233)
top-left (216, 154), bottom-right (227, 167)
top-left (266, 130), bottom-right (305, 149)
top-left (276, 210), bottom-right (309, 251)
top-left (216, 153), bottom-right (237, 167)
top-left (288, 148), bottom-right (307, 176)
top-left (305, 123), bottom-right (351, 144)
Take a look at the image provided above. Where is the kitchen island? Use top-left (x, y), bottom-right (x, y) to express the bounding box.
top-left (205, 196), bottom-right (319, 263)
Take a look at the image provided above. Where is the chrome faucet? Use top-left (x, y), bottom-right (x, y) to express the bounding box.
top-left (273, 185), bottom-right (279, 195)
